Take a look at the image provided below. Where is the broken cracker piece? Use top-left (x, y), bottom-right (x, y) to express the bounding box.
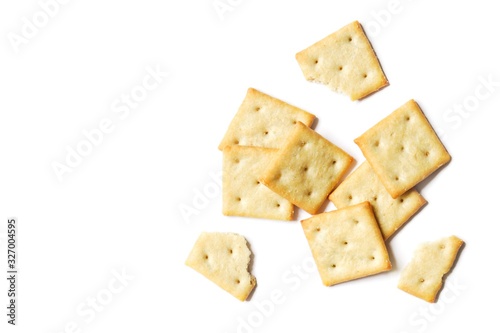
top-left (185, 232), bottom-right (256, 301)
top-left (301, 202), bottom-right (392, 286)
top-left (219, 88), bottom-right (315, 150)
top-left (296, 20), bottom-right (388, 100)
top-left (398, 235), bottom-right (464, 303)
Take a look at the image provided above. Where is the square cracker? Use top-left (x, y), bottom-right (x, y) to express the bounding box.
top-left (185, 232), bottom-right (256, 301)
top-left (329, 161), bottom-right (427, 240)
top-left (223, 145), bottom-right (294, 220)
top-left (354, 99), bottom-right (451, 198)
top-left (296, 20), bottom-right (388, 100)
top-left (218, 88), bottom-right (315, 150)
top-left (301, 201), bottom-right (392, 286)
top-left (398, 235), bottom-right (463, 302)
top-left (260, 121), bottom-right (353, 215)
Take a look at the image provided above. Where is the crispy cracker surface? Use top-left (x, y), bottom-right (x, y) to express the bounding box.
top-left (260, 121), bottom-right (353, 215)
top-left (398, 235), bottom-right (463, 302)
top-left (301, 202), bottom-right (392, 286)
top-left (329, 161), bottom-right (426, 240)
top-left (223, 145), bottom-right (294, 220)
top-left (185, 232), bottom-right (256, 301)
top-left (355, 99), bottom-right (451, 198)
top-left (296, 21), bottom-right (388, 100)
top-left (219, 88), bottom-right (315, 150)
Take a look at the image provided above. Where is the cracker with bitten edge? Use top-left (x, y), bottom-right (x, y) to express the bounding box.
top-left (354, 99), bottom-right (451, 199)
top-left (260, 121), bottom-right (354, 215)
top-left (296, 20), bottom-right (388, 100)
top-left (218, 88), bottom-right (315, 151)
top-left (301, 201), bottom-right (392, 286)
top-left (398, 235), bottom-right (463, 302)
top-left (329, 161), bottom-right (427, 240)
top-left (223, 145), bottom-right (294, 220)
top-left (185, 232), bottom-right (256, 301)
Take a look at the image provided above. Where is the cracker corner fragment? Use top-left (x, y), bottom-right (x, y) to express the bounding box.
top-left (398, 235), bottom-right (463, 302)
top-left (185, 232), bottom-right (256, 301)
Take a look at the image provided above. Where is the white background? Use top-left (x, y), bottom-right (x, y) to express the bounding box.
top-left (1, 0), bottom-right (499, 332)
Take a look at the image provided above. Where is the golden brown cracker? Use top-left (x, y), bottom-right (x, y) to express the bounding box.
top-left (219, 88), bottom-right (315, 150)
top-left (296, 21), bottom-right (388, 100)
top-left (398, 236), bottom-right (464, 302)
top-left (301, 202), bottom-right (392, 286)
top-left (355, 99), bottom-right (451, 198)
top-left (260, 121), bottom-right (353, 215)
top-left (185, 232), bottom-right (256, 301)
top-left (223, 145), bottom-right (294, 220)
top-left (329, 161), bottom-right (426, 240)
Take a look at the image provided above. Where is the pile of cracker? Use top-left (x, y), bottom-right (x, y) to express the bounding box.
top-left (185, 21), bottom-right (463, 304)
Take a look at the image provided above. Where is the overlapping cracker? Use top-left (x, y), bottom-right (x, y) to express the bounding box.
top-left (301, 202), bottom-right (392, 286)
top-left (355, 99), bottom-right (451, 198)
top-left (204, 24), bottom-right (458, 303)
top-left (185, 232), bottom-right (256, 301)
top-left (223, 145), bottom-right (294, 220)
top-left (260, 121), bottom-right (354, 215)
top-left (296, 20), bottom-right (388, 100)
top-left (329, 161), bottom-right (427, 240)
top-left (398, 236), bottom-right (463, 302)
top-left (218, 88), bottom-right (315, 150)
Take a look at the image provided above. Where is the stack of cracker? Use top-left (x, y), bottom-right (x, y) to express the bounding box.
top-left (317, 97), bottom-right (461, 297)
top-left (185, 20), bottom-right (463, 303)
top-left (219, 87), bottom-right (354, 219)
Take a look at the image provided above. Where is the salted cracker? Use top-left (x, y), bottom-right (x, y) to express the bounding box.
top-left (218, 88), bottom-right (315, 150)
top-left (398, 235), bottom-right (464, 302)
top-left (185, 232), bottom-right (256, 301)
top-left (354, 99), bottom-right (451, 198)
top-left (329, 161), bottom-right (427, 240)
top-left (296, 20), bottom-right (388, 100)
top-left (260, 121), bottom-right (353, 215)
top-left (223, 145), bottom-right (294, 220)
top-left (301, 202), bottom-right (392, 286)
